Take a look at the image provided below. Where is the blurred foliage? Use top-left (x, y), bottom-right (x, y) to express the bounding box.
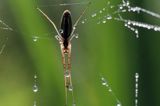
top-left (0, 0), bottom-right (160, 106)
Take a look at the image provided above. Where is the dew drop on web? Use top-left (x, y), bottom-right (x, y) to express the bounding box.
top-left (68, 85), bottom-right (73, 91)
top-left (33, 74), bottom-right (38, 93)
top-left (116, 103), bottom-right (121, 106)
top-left (64, 70), bottom-right (70, 78)
top-left (91, 13), bottom-right (97, 18)
top-left (33, 84), bottom-right (38, 93)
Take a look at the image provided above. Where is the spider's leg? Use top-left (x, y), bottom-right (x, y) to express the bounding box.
top-left (37, 8), bottom-right (63, 39)
top-left (69, 2), bottom-right (91, 41)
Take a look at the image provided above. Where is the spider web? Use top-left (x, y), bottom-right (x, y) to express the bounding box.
top-left (80, 0), bottom-right (160, 38)
top-left (0, 19), bottom-right (13, 55)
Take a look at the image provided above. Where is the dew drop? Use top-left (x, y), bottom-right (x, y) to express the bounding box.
top-left (33, 36), bottom-right (39, 42)
top-left (75, 34), bottom-right (79, 39)
top-left (107, 1), bottom-right (110, 5)
top-left (154, 27), bottom-right (160, 31)
top-left (102, 82), bottom-right (106, 85)
top-left (110, 5), bottom-right (114, 8)
top-left (99, 10), bottom-right (103, 13)
top-left (135, 30), bottom-right (139, 38)
top-left (103, 8), bottom-right (106, 11)
top-left (72, 103), bottom-right (76, 106)
top-left (135, 30), bottom-right (138, 34)
top-left (106, 15), bottom-right (112, 20)
top-left (127, 21), bottom-right (131, 25)
top-left (73, 27), bottom-right (76, 30)
top-left (33, 84), bottom-right (38, 93)
top-left (59, 29), bottom-right (63, 34)
top-left (116, 103), bottom-right (121, 106)
top-left (124, 23), bottom-right (128, 27)
top-left (101, 77), bottom-right (107, 85)
top-left (108, 88), bottom-right (112, 92)
top-left (102, 20), bottom-right (107, 24)
top-left (122, 9), bottom-right (127, 12)
top-left (119, 6), bottom-right (123, 10)
top-left (135, 99), bottom-right (138, 105)
top-left (33, 38), bottom-right (37, 42)
top-left (33, 101), bottom-right (37, 106)
top-left (81, 21), bottom-right (85, 24)
top-left (75, 36), bottom-right (79, 39)
top-left (135, 73), bottom-right (139, 79)
top-left (135, 83), bottom-right (138, 88)
top-left (64, 71), bottom-right (70, 78)
top-left (126, 1), bottom-right (130, 6)
top-left (91, 13), bottom-right (97, 18)
top-left (55, 35), bottom-right (60, 40)
top-left (68, 85), bottom-right (73, 91)
top-left (34, 75), bottom-right (37, 79)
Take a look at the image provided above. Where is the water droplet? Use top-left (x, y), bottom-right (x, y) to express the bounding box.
top-left (122, 9), bottom-right (127, 12)
top-left (127, 21), bottom-right (131, 25)
top-left (101, 77), bottom-right (107, 85)
top-left (135, 83), bottom-right (138, 88)
top-left (72, 103), bottom-right (76, 106)
top-left (34, 75), bottom-right (37, 79)
top-left (102, 20), bottom-right (107, 24)
top-left (108, 88), bottom-right (112, 92)
top-left (106, 15), bottom-right (112, 20)
top-left (107, 1), bottom-right (110, 5)
top-left (102, 81), bottom-right (106, 85)
top-left (68, 85), bottom-right (73, 91)
top-left (135, 73), bottom-right (139, 79)
top-left (154, 27), bottom-right (160, 31)
top-left (75, 34), bottom-right (79, 39)
top-left (119, 6), bottom-right (123, 10)
top-left (135, 30), bottom-right (138, 34)
top-left (134, 29), bottom-right (139, 38)
top-left (64, 71), bottom-right (70, 78)
top-left (124, 23), bottom-right (128, 27)
top-left (33, 101), bottom-right (37, 106)
top-left (73, 27), bottom-right (76, 30)
top-left (33, 84), bottom-right (38, 93)
top-left (33, 36), bottom-right (38, 42)
top-left (135, 99), bottom-right (138, 104)
top-left (55, 35), bottom-right (60, 40)
top-left (117, 103), bottom-right (121, 106)
top-left (81, 21), bottom-right (85, 24)
top-left (126, 1), bottom-right (130, 6)
top-left (100, 75), bottom-right (122, 105)
top-left (136, 34), bottom-right (139, 38)
top-left (99, 10), bottom-right (103, 13)
top-left (59, 29), bottom-right (63, 34)
top-left (91, 13), bottom-right (97, 18)
top-left (110, 5), bottom-right (114, 8)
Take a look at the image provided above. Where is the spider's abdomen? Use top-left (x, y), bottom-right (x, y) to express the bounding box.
top-left (60, 10), bottom-right (72, 49)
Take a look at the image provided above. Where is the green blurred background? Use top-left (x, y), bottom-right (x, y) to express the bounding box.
top-left (0, 0), bottom-right (160, 106)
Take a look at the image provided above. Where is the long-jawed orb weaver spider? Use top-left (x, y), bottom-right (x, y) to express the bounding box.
top-left (37, 2), bottom-right (91, 105)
